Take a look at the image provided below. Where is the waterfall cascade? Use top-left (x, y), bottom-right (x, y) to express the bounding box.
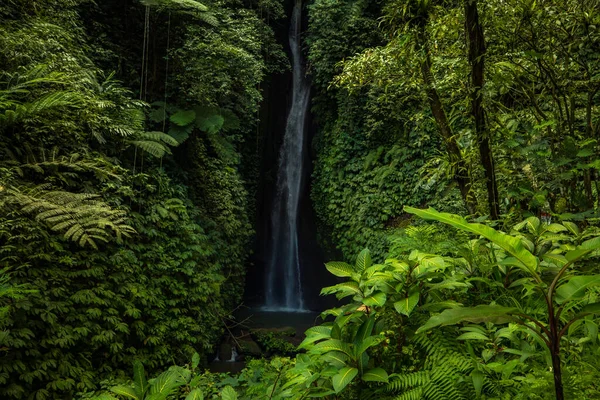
top-left (264, 0), bottom-right (311, 312)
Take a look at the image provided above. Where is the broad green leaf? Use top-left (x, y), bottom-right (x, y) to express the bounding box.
top-left (299, 333), bottom-right (331, 349)
top-left (191, 352), bottom-right (200, 370)
top-left (354, 314), bottom-right (375, 345)
top-left (322, 351), bottom-right (348, 367)
top-left (562, 221), bottom-right (580, 236)
top-left (311, 339), bottom-right (352, 357)
top-left (394, 291), bottom-right (419, 317)
top-left (405, 207), bottom-right (538, 274)
top-left (354, 335), bottom-right (384, 357)
top-left (542, 253), bottom-right (567, 267)
top-left (305, 325), bottom-right (333, 337)
top-left (457, 332), bottom-right (489, 341)
top-left (363, 292), bottom-right (386, 307)
top-left (412, 255), bottom-right (445, 276)
top-left (580, 302), bottom-right (600, 314)
top-left (170, 110), bottom-right (196, 126)
top-left (426, 279), bottom-right (469, 291)
top-left (565, 237), bottom-right (600, 263)
top-left (220, 386), bottom-right (237, 400)
top-left (472, 370), bottom-right (484, 397)
top-left (147, 368), bottom-right (189, 399)
top-left (110, 385), bottom-right (138, 400)
top-left (332, 367), bottom-right (358, 393)
top-left (416, 305), bottom-right (518, 334)
top-left (545, 224), bottom-right (568, 233)
top-left (325, 262), bottom-right (354, 278)
top-left (321, 282), bottom-right (361, 299)
top-left (133, 361), bottom-right (147, 399)
top-left (363, 263), bottom-right (385, 278)
top-left (186, 389), bottom-right (204, 400)
top-left (356, 249), bottom-right (372, 271)
top-left (586, 320), bottom-right (598, 344)
top-left (555, 275), bottom-right (600, 304)
top-left (420, 301), bottom-right (464, 312)
top-left (362, 368), bottom-right (389, 383)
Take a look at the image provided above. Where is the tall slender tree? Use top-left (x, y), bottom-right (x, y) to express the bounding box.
top-left (464, 0), bottom-right (500, 219)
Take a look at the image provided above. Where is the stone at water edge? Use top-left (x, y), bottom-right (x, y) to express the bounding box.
top-left (218, 343), bottom-right (233, 361)
top-left (239, 339), bottom-right (262, 357)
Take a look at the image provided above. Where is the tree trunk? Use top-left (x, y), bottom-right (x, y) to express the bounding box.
top-left (416, 26), bottom-right (476, 214)
top-left (547, 308), bottom-right (564, 400)
top-left (465, 0), bottom-right (500, 220)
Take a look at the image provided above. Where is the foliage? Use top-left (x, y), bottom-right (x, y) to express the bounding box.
top-left (0, 0), bottom-right (282, 397)
top-left (308, 0), bottom-right (600, 261)
top-left (406, 207), bottom-right (600, 398)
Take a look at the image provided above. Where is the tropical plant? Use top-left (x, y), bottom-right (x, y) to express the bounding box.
top-left (406, 207), bottom-right (600, 399)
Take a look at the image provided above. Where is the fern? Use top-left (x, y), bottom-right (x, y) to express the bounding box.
top-left (129, 131), bottom-right (181, 157)
top-left (379, 331), bottom-right (476, 400)
top-left (7, 187), bottom-right (135, 249)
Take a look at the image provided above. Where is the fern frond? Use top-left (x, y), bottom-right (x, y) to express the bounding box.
top-left (139, 131), bottom-right (179, 146)
top-left (7, 187), bottom-right (135, 249)
top-left (130, 140), bottom-right (171, 158)
top-left (392, 387), bottom-right (423, 400)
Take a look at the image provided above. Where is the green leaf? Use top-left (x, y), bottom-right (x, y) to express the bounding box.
top-left (110, 385), bottom-right (138, 400)
top-left (362, 368), bottom-right (389, 383)
top-left (325, 262), bottom-right (354, 278)
top-left (457, 332), bottom-right (490, 341)
top-left (394, 291), bottom-right (419, 317)
top-left (580, 302), bottom-right (600, 314)
top-left (220, 386), bottom-right (237, 400)
top-left (565, 237), bottom-right (600, 263)
top-left (170, 110), bottom-right (196, 126)
top-left (405, 207), bottom-right (538, 275)
top-left (555, 275), bottom-right (600, 304)
top-left (311, 339), bottom-right (352, 357)
top-left (416, 305), bottom-right (518, 334)
top-left (191, 352), bottom-right (200, 370)
top-left (186, 389), bottom-right (204, 400)
top-left (133, 361), bottom-right (147, 399)
top-left (354, 314), bottom-right (375, 345)
top-left (299, 326), bottom-right (332, 349)
top-left (322, 351), bottom-right (348, 367)
top-left (472, 370), bottom-right (484, 397)
top-left (168, 123), bottom-right (193, 143)
top-left (356, 249), bottom-right (372, 271)
top-left (332, 367), bottom-right (358, 393)
top-left (141, 131), bottom-right (179, 146)
top-left (321, 282), bottom-right (361, 299)
top-left (363, 292), bottom-right (386, 308)
top-left (147, 368), bottom-right (189, 400)
top-left (197, 114), bottom-right (224, 134)
top-left (354, 335), bottom-right (384, 357)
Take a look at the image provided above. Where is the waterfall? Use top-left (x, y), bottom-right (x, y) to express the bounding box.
top-left (264, 0), bottom-right (310, 312)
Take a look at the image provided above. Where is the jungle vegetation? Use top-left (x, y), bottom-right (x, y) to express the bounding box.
top-left (1, 0), bottom-right (600, 399)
